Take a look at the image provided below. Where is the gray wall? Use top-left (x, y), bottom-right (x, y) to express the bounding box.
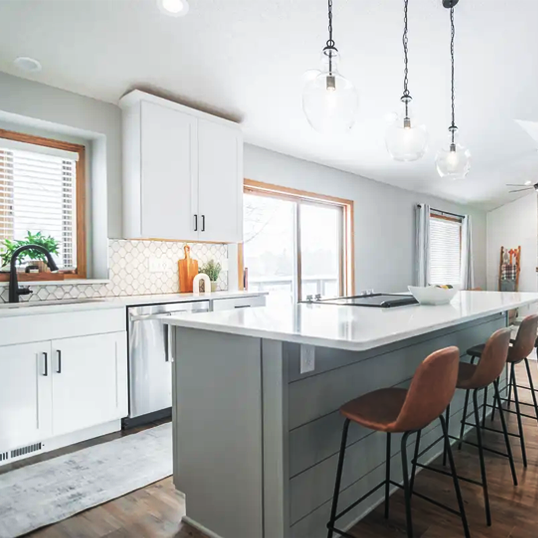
top-left (0, 72), bottom-right (487, 289)
top-left (243, 144), bottom-right (488, 292)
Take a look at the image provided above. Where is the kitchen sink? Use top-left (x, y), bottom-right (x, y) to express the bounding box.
top-left (0, 298), bottom-right (106, 309)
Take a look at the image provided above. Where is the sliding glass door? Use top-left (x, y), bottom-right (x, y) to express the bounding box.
top-left (242, 183), bottom-right (352, 306)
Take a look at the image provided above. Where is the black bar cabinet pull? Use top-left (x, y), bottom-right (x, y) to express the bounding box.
top-left (43, 352), bottom-right (48, 376)
top-left (57, 350), bottom-right (62, 374)
top-left (201, 215), bottom-right (205, 232)
top-left (194, 214), bottom-right (198, 231)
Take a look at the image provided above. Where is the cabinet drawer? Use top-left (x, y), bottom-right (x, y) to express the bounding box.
top-left (212, 295), bottom-right (266, 311)
top-left (0, 307), bottom-right (126, 346)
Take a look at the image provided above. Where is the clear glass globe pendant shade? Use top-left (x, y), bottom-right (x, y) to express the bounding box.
top-left (435, 128), bottom-right (471, 180)
top-left (302, 47), bottom-right (358, 135)
top-left (385, 98), bottom-right (428, 161)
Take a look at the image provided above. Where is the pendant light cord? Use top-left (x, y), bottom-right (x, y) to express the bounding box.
top-left (450, 6), bottom-right (456, 144)
top-left (402, 0), bottom-right (411, 117)
top-left (326, 0), bottom-right (335, 73)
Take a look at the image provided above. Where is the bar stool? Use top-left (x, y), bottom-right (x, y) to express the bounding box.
top-left (464, 314), bottom-right (538, 469)
top-left (436, 328), bottom-right (516, 527)
top-left (326, 347), bottom-right (470, 538)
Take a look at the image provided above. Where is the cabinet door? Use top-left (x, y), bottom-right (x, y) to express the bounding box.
top-left (51, 332), bottom-right (128, 436)
top-left (197, 119), bottom-right (243, 243)
top-left (141, 101), bottom-right (198, 240)
top-left (0, 341), bottom-right (52, 452)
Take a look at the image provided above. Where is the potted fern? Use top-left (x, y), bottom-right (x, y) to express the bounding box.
top-left (199, 260), bottom-right (222, 292)
top-left (1, 232), bottom-right (59, 272)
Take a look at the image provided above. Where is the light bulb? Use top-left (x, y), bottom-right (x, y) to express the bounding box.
top-left (435, 129), bottom-right (471, 179)
top-left (157, 0), bottom-right (189, 16)
top-left (302, 48), bottom-right (358, 135)
top-left (385, 98), bottom-right (428, 161)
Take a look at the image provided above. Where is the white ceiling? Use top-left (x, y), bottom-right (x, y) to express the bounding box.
top-left (1, 0), bottom-right (538, 210)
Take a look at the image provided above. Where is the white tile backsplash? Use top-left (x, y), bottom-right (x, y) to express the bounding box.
top-left (0, 239), bottom-right (228, 302)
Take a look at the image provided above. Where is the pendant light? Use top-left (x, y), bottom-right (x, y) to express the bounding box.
top-left (435, 0), bottom-right (471, 179)
top-left (385, 0), bottom-right (428, 161)
top-left (302, 0), bottom-right (358, 135)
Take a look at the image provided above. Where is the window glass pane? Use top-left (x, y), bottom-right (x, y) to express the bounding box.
top-left (300, 202), bottom-right (342, 300)
top-left (429, 216), bottom-right (461, 286)
top-left (0, 145), bottom-right (77, 270)
top-left (243, 193), bottom-right (296, 306)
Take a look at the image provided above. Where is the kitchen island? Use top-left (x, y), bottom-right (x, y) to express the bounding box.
top-left (164, 291), bottom-right (538, 538)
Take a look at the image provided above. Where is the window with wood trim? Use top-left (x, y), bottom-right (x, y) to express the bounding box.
top-left (429, 209), bottom-right (462, 286)
top-left (0, 130), bottom-right (86, 279)
top-left (239, 179), bottom-right (354, 304)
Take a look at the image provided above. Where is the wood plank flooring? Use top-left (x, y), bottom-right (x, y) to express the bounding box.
top-left (19, 363), bottom-right (538, 537)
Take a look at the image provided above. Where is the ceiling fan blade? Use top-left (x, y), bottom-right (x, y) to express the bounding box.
top-left (506, 183), bottom-right (529, 186)
top-left (509, 188), bottom-right (533, 193)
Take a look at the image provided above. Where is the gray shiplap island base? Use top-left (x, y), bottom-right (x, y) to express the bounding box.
top-left (165, 292), bottom-right (538, 538)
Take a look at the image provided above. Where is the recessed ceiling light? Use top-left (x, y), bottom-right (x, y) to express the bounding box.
top-left (525, 180), bottom-right (533, 185)
top-left (14, 57), bottom-right (42, 73)
top-left (157, 0), bottom-right (189, 17)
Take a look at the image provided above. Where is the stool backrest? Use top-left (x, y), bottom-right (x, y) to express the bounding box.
top-left (468, 328), bottom-right (512, 387)
top-left (394, 346), bottom-right (459, 432)
top-left (509, 314), bottom-right (538, 363)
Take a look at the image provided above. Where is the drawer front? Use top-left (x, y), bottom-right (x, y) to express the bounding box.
top-left (212, 295), bottom-right (266, 311)
top-left (0, 307), bottom-right (126, 346)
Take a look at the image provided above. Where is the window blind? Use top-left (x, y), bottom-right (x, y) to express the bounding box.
top-left (429, 214), bottom-right (462, 286)
top-left (0, 144), bottom-right (77, 269)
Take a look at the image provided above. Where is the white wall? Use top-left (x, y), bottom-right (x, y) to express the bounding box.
top-left (237, 145), bottom-right (487, 293)
top-left (486, 194), bottom-right (537, 293)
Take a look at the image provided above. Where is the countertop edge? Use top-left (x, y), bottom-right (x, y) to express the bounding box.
top-left (163, 297), bottom-right (538, 352)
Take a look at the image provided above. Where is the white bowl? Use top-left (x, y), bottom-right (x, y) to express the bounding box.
top-left (408, 285), bottom-right (459, 305)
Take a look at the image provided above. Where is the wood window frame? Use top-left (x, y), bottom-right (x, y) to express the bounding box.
top-left (0, 129), bottom-right (87, 281)
top-left (239, 179), bottom-right (355, 297)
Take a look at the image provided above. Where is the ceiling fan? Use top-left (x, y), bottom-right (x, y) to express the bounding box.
top-left (506, 181), bottom-right (538, 193)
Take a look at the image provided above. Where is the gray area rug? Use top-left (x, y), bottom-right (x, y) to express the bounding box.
top-left (0, 423), bottom-right (172, 538)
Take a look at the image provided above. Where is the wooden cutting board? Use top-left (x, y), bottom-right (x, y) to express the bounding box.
top-left (178, 245), bottom-right (198, 293)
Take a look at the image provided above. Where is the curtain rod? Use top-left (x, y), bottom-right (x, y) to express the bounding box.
top-left (417, 204), bottom-right (465, 220)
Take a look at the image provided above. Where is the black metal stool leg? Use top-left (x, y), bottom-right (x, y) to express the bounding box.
top-left (400, 431), bottom-right (414, 538)
top-left (443, 405), bottom-right (450, 466)
top-left (473, 388), bottom-right (492, 526)
top-left (385, 432), bottom-right (391, 519)
top-left (459, 389), bottom-right (471, 450)
top-left (507, 362), bottom-right (513, 408)
top-left (482, 385), bottom-right (488, 427)
top-left (410, 430), bottom-right (421, 495)
top-left (440, 414), bottom-right (471, 538)
top-left (511, 363), bottom-right (527, 468)
top-left (327, 419), bottom-right (350, 538)
top-left (524, 357), bottom-right (538, 425)
top-left (494, 379), bottom-right (518, 486)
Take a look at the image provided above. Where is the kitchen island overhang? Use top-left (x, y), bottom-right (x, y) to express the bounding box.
top-left (164, 292), bottom-right (538, 538)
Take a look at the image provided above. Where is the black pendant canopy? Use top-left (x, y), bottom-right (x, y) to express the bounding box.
top-left (442, 0), bottom-right (459, 7)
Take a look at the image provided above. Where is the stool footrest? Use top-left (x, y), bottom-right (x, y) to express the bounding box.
top-left (413, 461), bottom-right (483, 488)
top-left (461, 420), bottom-right (522, 439)
top-left (332, 481), bottom-right (386, 523)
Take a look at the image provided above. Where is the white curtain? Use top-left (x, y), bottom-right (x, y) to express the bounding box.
top-left (415, 204), bottom-right (430, 286)
top-left (460, 215), bottom-right (475, 289)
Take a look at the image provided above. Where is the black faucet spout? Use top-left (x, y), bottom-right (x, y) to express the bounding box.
top-left (8, 244), bottom-right (59, 303)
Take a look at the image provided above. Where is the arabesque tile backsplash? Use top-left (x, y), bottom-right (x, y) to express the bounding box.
top-left (0, 239), bottom-right (228, 303)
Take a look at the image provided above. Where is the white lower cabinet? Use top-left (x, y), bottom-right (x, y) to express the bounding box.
top-left (0, 341), bottom-right (52, 454)
top-left (0, 308), bottom-right (128, 460)
top-left (51, 332), bottom-right (128, 437)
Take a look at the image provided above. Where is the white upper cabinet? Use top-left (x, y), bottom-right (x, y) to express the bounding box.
top-left (121, 91), bottom-right (243, 243)
top-left (197, 119), bottom-right (243, 242)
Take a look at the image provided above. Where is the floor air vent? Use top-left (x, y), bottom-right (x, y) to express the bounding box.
top-left (10, 442), bottom-right (43, 459)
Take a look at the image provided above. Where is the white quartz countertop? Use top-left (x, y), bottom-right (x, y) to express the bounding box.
top-left (0, 291), bottom-right (265, 318)
top-left (163, 291), bottom-right (538, 351)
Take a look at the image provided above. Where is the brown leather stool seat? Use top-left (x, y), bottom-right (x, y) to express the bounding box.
top-left (326, 347), bottom-right (470, 538)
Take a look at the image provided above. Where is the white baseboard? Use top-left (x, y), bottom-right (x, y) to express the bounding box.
top-left (182, 516), bottom-right (225, 538)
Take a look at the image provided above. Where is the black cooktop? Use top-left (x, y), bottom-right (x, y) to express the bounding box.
top-left (311, 293), bottom-right (418, 308)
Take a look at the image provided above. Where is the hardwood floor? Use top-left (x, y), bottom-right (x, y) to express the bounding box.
top-left (20, 363), bottom-right (538, 537)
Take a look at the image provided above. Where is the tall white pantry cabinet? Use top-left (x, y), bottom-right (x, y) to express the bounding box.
top-left (120, 90), bottom-right (243, 243)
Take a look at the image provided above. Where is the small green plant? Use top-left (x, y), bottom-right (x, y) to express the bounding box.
top-left (199, 259), bottom-right (222, 282)
top-left (1, 231), bottom-right (59, 267)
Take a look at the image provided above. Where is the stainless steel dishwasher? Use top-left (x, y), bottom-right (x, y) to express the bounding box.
top-left (125, 300), bottom-right (210, 427)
